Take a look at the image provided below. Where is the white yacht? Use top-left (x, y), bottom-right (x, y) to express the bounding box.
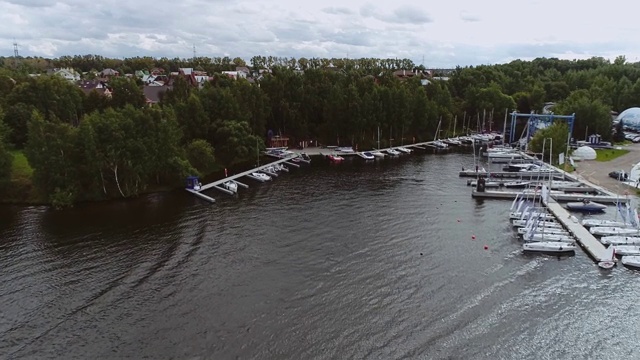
top-left (396, 147), bottom-right (412, 154)
top-left (386, 148), bottom-right (401, 156)
top-left (612, 245), bottom-right (640, 256)
top-left (370, 150), bottom-right (386, 158)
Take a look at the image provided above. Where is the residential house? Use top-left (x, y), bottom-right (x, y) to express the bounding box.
top-left (150, 67), bottom-right (165, 76)
top-left (176, 68), bottom-right (211, 87)
top-left (236, 66), bottom-right (251, 77)
top-left (77, 80), bottom-right (110, 96)
top-left (143, 85), bottom-right (171, 106)
top-left (99, 68), bottom-right (119, 79)
top-left (221, 71), bottom-right (247, 80)
top-left (48, 67), bottom-right (81, 81)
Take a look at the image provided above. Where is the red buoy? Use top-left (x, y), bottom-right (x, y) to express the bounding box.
top-left (471, 235), bottom-right (476, 240)
top-left (484, 245), bottom-right (489, 250)
top-left (457, 219), bottom-right (461, 222)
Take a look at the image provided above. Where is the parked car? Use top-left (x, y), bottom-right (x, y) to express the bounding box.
top-left (609, 170), bottom-right (628, 181)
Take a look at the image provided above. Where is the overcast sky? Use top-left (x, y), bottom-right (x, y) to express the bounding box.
top-left (1, 0), bottom-right (637, 67)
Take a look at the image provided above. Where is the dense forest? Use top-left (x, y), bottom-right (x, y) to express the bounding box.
top-left (0, 54), bottom-right (634, 207)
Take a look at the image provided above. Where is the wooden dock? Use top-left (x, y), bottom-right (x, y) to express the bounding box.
top-left (545, 197), bottom-right (609, 262)
top-left (471, 189), bottom-right (629, 203)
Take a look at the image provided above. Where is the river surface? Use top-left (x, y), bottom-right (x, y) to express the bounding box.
top-left (2, 151), bottom-right (640, 360)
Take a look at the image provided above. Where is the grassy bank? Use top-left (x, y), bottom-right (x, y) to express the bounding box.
top-left (595, 148), bottom-right (630, 162)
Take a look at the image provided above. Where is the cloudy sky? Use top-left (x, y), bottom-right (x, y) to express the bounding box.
top-left (0, 0), bottom-right (637, 67)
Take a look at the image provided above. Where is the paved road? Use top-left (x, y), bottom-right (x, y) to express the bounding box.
top-left (574, 143), bottom-right (640, 197)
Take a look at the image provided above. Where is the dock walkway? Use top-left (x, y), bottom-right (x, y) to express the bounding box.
top-left (545, 197), bottom-right (609, 262)
top-left (471, 189), bottom-right (628, 203)
top-left (200, 157), bottom-right (294, 192)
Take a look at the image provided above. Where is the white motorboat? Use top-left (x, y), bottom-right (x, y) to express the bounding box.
top-left (522, 232), bottom-right (575, 243)
top-left (370, 150), bottom-right (386, 158)
top-left (612, 245), bottom-right (640, 256)
top-left (512, 219), bottom-right (561, 228)
top-left (443, 138), bottom-right (462, 146)
top-left (523, 241), bottom-right (576, 254)
top-left (581, 219), bottom-right (628, 228)
top-left (432, 140), bottom-right (448, 149)
top-left (621, 255), bottom-right (640, 269)
top-left (600, 236), bottom-right (640, 246)
top-left (504, 163), bottom-right (535, 172)
top-left (396, 147), bottom-right (412, 154)
top-left (251, 172), bottom-right (271, 181)
top-left (503, 181), bottom-right (532, 188)
top-left (386, 148), bottom-right (401, 156)
top-left (566, 200), bottom-right (607, 212)
top-left (598, 246), bottom-right (616, 269)
top-left (517, 227), bottom-right (568, 235)
top-left (467, 179), bottom-right (502, 187)
top-left (357, 151), bottom-right (375, 160)
top-left (274, 164), bottom-right (289, 172)
top-left (589, 227), bottom-right (640, 236)
top-left (223, 181), bottom-right (238, 193)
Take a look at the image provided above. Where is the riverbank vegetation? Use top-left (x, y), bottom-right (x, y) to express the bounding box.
top-left (0, 55), bottom-right (634, 206)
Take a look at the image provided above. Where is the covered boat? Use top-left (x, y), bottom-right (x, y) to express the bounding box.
top-left (223, 181), bottom-right (238, 193)
top-left (600, 236), bottom-right (640, 246)
top-left (522, 232), bottom-right (575, 243)
top-left (566, 200), bottom-right (607, 212)
top-left (512, 219), bottom-right (561, 228)
top-left (589, 227), bottom-right (640, 236)
top-left (613, 245), bottom-right (640, 256)
top-left (581, 219), bottom-right (628, 228)
top-left (523, 241), bottom-right (576, 254)
top-left (621, 255), bottom-right (640, 269)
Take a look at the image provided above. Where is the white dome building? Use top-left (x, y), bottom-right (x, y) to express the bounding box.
top-left (616, 107), bottom-right (640, 130)
top-left (573, 146), bottom-right (597, 161)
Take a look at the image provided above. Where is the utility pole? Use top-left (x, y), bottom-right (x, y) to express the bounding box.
top-left (13, 39), bottom-right (19, 68)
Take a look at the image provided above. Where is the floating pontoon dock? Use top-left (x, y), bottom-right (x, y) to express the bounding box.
top-left (545, 197), bottom-right (609, 262)
top-left (186, 157), bottom-right (296, 203)
top-left (459, 170), bottom-right (557, 178)
top-left (471, 189), bottom-right (629, 203)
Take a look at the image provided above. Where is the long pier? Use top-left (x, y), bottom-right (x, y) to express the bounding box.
top-left (544, 197), bottom-right (609, 263)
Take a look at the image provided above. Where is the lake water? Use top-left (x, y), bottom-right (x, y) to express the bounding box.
top-left (2, 151), bottom-right (640, 359)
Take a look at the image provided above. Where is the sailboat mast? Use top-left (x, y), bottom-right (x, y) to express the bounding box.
top-left (453, 115), bottom-right (458, 137)
top-left (377, 125), bottom-right (380, 149)
top-left (502, 109), bottom-right (508, 145)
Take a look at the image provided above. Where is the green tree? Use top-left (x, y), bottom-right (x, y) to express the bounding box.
top-left (109, 77), bottom-right (146, 109)
top-left (554, 90), bottom-right (612, 141)
top-left (0, 115), bottom-right (13, 191)
top-left (528, 122), bottom-right (570, 164)
top-left (24, 111), bottom-right (79, 206)
top-left (185, 139), bottom-right (216, 175)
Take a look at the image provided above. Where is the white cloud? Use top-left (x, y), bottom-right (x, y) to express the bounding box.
top-left (1, 0), bottom-right (640, 67)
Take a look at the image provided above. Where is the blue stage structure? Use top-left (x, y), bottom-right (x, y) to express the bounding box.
top-left (509, 111), bottom-right (576, 144)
